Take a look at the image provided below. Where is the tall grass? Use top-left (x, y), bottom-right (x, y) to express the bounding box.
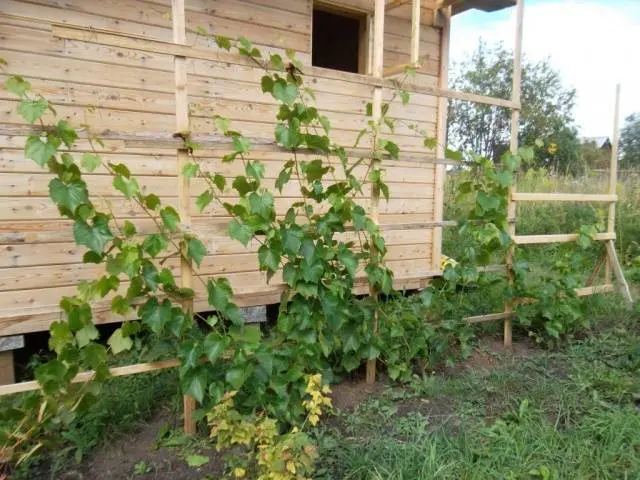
top-left (444, 167), bottom-right (640, 269)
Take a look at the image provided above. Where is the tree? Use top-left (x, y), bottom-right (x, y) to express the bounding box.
top-left (620, 113), bottom-right (640, 168)
top-left (448, 41), bottom-right (580, 173)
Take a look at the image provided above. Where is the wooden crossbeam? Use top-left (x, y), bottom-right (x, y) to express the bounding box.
top-left (605, 241), bottom-right (633, 304)
top-left (513, 232), bottom-right (615, 245)
top-left (386, 0), bottom-right (412, 10)
top-left (512, 193), bottom-right (617, 202)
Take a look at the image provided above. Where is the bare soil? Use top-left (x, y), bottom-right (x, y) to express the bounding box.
top-left (59, 410), bottom-right (224, 480)
top-left (55, 335), bottom-right (542, 479)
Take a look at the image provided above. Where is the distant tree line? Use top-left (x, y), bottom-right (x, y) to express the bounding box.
top-left (447, 41), bottom-right (639, 174)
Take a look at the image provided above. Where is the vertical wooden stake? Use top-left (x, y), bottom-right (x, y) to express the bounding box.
top-left (365, 0), bottom-right (385, 385)
top-left (605, 84), bottom-right (621, 284)
top-left (171, 0), bottom-right (196, 435)
top-left (432, 6), bottom-right (450, 273)
top-left (410, 0), bottom-right (421, 66)
top-left (504, 0), bottom-right (524, 347)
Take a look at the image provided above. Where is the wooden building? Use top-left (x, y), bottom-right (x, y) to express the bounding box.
top-left (0, 0), bottom-right (519, 353)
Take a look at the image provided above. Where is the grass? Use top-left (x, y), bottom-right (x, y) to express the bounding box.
top-left (316, 298), bottom-right (640, 479)
top-left (8, 359), bottom-right (180, 478)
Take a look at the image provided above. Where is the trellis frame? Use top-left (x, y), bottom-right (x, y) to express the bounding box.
top-left (0, 0), bottom-right (631, 431)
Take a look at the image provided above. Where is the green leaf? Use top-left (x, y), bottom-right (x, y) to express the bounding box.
top-left (228, 219), bottom-right (252, 246)
top-left (225, 366), bottom-right (250, 389)
top-left (107, 328), bottom-right (133, 354)
top-left (258, 244), bottom-right (280, 272)
top-left (399, 90), bottom-right (410, 105)
top-left (186, 237), bottom-right (207, 267)
top-left (182, 368), bottom-right (207, 403)
top-left (76, 153), bottom-right (101, 174)
top-left (338, 249), bottom-right (358, 276)
top-left (232, 134), bottom-right (251, 154)
top-left (4, 75), bottom-right (31, 96)
top-left (215, 35), bottom-right (232, 50)
top-left (275, 123), bottom-right (300, 149)
top-left (49, 321), bottom-right (74, 354)
top-left (139, 297), bottom-right (172, 334)
top-left (275, 167), bottom-right (291, 193)
top-left (445, 148), bottom-right (463, 161)
top-left (282, 228), bottom-right (303, 254)
top-left (272, 80), bottom-right (298, 105)
top-left (246, 161), bottom-right (265, 181)
top-left (49, 179), bottom-right (89, 214)
top-left (160, 206), bottom-right (180, 231)
top-left (144, 193), bottom-right (161, 211)
top-left (182, 162), bottom-right (199, 179)
top-left (53, 120), bottom-right (78, 148)
top-left (203, 332), bottom-right (228, 363)
top-left (25, 135), bottom-right (56, 166)
top-left (111, 295), bottom-right (130, 315)
top-left (18, 98), bottom-right (48, 124)
top-left (269, 54), bottom-right (284, 70)
top-left (142, 233), bottom-right (168, 257)
top-left (73, 214), bottom-right (113, 254)
top-left (82, 343), bottom-right (107, 370)
top-left (383, 140), bottom-right (399, 159)
top-left (76, 324), bottom-right (99, 348)
top-left (319, 115), bottom-right (331, 134)
top-left (261, 75), bottom-right (274, 93)
top-left (113, 175), bottom-right (140, 199)
top-left (185, 455), bottom-right (209, 468)
top-left (196, 190), bottom-right (213, 212)
top-left (213, 173), bottom-right (226, 192)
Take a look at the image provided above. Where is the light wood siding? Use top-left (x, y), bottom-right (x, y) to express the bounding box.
top-left (0, 0), bottom-right (442, 335)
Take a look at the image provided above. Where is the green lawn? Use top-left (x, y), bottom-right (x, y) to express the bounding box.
top-left (316, 298), bottom-right (640, 479)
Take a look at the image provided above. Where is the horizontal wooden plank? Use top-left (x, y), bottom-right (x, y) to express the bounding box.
top-left (464, 311), bottom-right (514, 324)
top-left (0, 172), bottom-right (434, 200)
top-left (512, 193), bottom-right (617, 202)
top-left (513, 232), bottom-right (616, 245)
top-left (49, 24), bottom-right (513, 110)
top-left (0, 269), bottom-right (437, 336)
top-left (0, 242), bottom-right (431, 291)
top-left (2, 0), bottom-right (310, 52)
top-left (0, 148), bottom-right (437, 184)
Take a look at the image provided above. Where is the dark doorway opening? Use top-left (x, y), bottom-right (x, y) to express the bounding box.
top-left (312, 6), bottom-right (365, 74)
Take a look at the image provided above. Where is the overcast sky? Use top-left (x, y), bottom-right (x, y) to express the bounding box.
top-left (450, 0), bottom-right (640, 137)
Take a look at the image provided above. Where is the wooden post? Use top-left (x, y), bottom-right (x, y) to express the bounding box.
top-left (432, 6), bottom-right (450, 273)
top-left (171, 0), bottom-right (196, 435)
top-left (605, 84), bottom-right (620, 284)
top-left (365, 0), bottom-right (385, 385)
top-left (410, 0), bottom-right (421, 65)
top-left (504, 0), bottom-right (524, 347)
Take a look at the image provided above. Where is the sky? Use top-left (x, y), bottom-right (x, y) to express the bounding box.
top-left (450, 0), bottom-right (640, 137)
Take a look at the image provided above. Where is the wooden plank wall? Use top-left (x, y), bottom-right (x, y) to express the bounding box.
top-left (0, 0), bottom-right (442, 336)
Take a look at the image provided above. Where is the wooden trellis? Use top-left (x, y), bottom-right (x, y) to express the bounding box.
top-left (0, 0), bottom-right (632, 437)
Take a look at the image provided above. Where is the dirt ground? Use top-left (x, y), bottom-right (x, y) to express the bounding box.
top-left (59, 412), bottom-right (224, 480)
top-left (57, 335), bottom-right (540, 480)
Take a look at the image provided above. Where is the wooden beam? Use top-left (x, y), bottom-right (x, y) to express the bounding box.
top-left (575, 284), bottom-right (615, 297)
top-left (432, 6), bottom-right (450, 274)
top-left (386, 0), bottom-right (412, 10)
top-left (383, 62), bottom-right (419, 77)
top-left (51, 24), bottom-right (518, 109)
top-left (465, 311), bottom-right (514, 324)
top-left (366, 0), bottom-right (386, 386)
top-left (0, 359), bottom-right (180, 397)
top-left (606, 84), bottom-right (621, 284)
top-left (512, 193), bottom-right (618, 202)
top-left (605, 241), bottom-right (633, 304)
top-left (513, 232), bottom-right (615, 245)
top-left (410, 0), bottom-right (421, 64)
top-left (504, 0), bottom-right (524, 347)
top-left (171, 0), bottom-right (196, 436)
